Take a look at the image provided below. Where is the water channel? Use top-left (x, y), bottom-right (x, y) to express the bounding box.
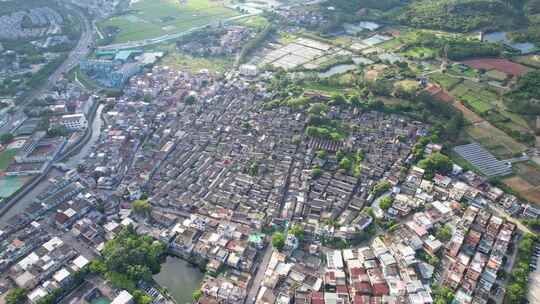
top-left (0, 104), bottom-right (104, 224)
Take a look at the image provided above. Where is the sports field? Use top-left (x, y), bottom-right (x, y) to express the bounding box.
top-left (0, 149), bottom-right (17, 171)
top-left (0, 175), bottom-right (32, 199)
top-left (98, 0), bottom-right (239, 44)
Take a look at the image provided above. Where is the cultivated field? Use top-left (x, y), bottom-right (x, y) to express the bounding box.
top-left (98, 0), bottom-right (239, 44)
top-left (465, 121), bottom-right (526, 158)
top-left (461, 58), bottom-right (529, 76)
top-left (429, 72), bottom-right (462, 90)
top-left (450, 80), bottom-right (499, 114)
top-left (503, 176), bottom-right (540, 205)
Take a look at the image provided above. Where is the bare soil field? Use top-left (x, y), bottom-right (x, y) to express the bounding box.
top-left (503, 176), bottom-right (540, 205)
top-left (460, 58), bottom-right (529, 76)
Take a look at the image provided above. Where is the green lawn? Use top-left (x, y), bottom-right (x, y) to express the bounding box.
top-left (98, 0), bottom-right (239, 44)
top-left (0, 149), bottom-right (17, 171)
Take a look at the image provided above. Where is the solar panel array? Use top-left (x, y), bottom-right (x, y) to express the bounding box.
top-left (453, 143), bottom-right (512, 177)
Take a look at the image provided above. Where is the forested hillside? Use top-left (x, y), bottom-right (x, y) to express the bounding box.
top-left (392, 0), bottom-right (521, 32)
top-left (325, 0), bottom-right (534, 32)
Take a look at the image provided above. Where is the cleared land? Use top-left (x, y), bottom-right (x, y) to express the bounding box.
top-left (98, 0), bottom-right (239, 44)
top-left (159, 50), bottom-right (232, 73)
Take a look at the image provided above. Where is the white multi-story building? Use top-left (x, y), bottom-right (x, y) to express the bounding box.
top-left (59, 114), bottom-right (87, 131)
top-left (239, 64), bottom-right (259, 77)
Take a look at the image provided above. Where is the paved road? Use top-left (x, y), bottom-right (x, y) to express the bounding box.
top-left (0, 5), bottom-right (94, 135)
top-left (245, 244), bottom-right (273, 304)
top-left (42, 6), bottom-right (94, 94)
top-left (489, 205), bottom-right (532, 235)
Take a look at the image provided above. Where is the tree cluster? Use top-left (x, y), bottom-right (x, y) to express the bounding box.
top-left (418, 152), bottom-right (453, 179)
top-left (506, 233), bottom-right (539, 303)
top-left (371, 180), bottom-right (392, 198)
top-left (90, 226), bottom-right (166, 294)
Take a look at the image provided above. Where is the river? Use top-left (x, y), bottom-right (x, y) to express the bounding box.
top-left (65, 104), bottom-right (104, 167)
top-left (153, 257), bottom-right (204, 304)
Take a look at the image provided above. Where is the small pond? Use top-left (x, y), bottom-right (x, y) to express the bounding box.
top-left (153, 256), bottom-right (204, 304)
top-left (483, 31), bottom-right (536, 54)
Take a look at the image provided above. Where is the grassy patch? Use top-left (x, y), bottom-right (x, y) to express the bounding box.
top-left (67, 66), bottom-right (102, 90)
top-left (403, 47), bottom-right (436, 59)
top-left (448, 64), bottom-right (479, 78)
top-left (301, 81), bottom-right (356, 95)
top-left (465, 122), bottom-right (526, 158)
top-left (485, 69), bottom-right (507, 81)
top-left (394, 79), bottom-right (419, 92)
top-left (233, 15), bottom-right (268, 29)
top-left (514, 162), bottom-right (540, 187)
top-left (429, 72), bottom-right (462, 90)
top-left (460, 94), bottom-right (493, 114)
top-left (512, 55), bottom-right (540, 69)
top-left (379, 38), bottom-right (403, 50)
top-left (98, 0), bottom-right (239, 44)
top-left (159, 50), bottom-right (232, 73)
top-left (0, 149), bottom-right (17, 171)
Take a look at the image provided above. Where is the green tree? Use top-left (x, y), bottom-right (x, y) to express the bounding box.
top-left (192, 289), bottom-right (203, 301)
top-left (418, 152), bottom-right (453, 179)
top-left (339, 157), bottom-right (352, 171)
top-left (102, 226), bottom-right (166, 285)
top-left (289, 224), bottom-right (304, 242)
top-left (311, 167), bottom-right (322, 179)
top-left (506, 283), bottom-right (525, 304)
top-left (435, 225), bottom-right (453, 242)
top-left (272, 232), bottom-right (285, 251)
top-left (47, 126), bottom-right (69, 137)
top-left (308, 103), bottom-right (328, 115)
top-left (0, 133), bottom-right (14, 144)
top-left (372, 180), bottom-right (391, 197)
top-left (316, 150), bottom-right (327, 160)
top-left (5, 288), bottom-right (27, 304)
top-left (133, 290), bottom-right (152, 304)
top-left (184, 94), bottom-right (197, 105)
top-left (379, 196), bottom-right (394, 210)
top-left (248, 161), bottom-right (259, 176)
top-left (89, 260), bottom-right (107, 274)
top-left (132, 199), bottom-right (151, 217)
